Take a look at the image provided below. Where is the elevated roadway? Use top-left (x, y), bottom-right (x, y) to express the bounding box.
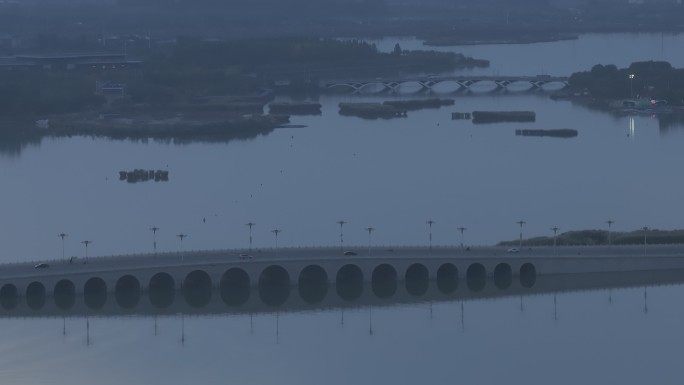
top-left (0, 244), bottom-right (683, 318)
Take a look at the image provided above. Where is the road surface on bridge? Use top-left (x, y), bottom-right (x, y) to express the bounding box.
top-left (3, 244), bottom-right (683, 281)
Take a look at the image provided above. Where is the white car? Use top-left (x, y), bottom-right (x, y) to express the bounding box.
top-left (506, 248), bottom-right (519, 253)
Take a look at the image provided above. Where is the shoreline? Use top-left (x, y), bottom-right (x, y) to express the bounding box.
top-left (422, 33), bottom-right (579, 47)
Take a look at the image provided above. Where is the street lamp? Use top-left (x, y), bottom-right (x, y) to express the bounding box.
top-left (550, 226), bottom-right (560, 254)
top-left (81, 240), bottom-right (92, 262)
top-left (457, 227), bottom-right (467, 249)
top-left (629, 73), bottom-right (635, 98)
top-left (516, 220), bottom-right (526, 249)
top-left (245, 222), bottom-right (256, 251)
top-left (149, 227), bottom-right (159, 256)
top-left (176, 233), bottom-right (187, 261)
top-left (642, 226), bottom-right (648, 256)
top-left (606, 220), bottom-right (615, 248)
top-left (271, 229), bottom-right (282, 256)
top-left (58, 233), bottom-right (68, 259)
top-left (426, 219), bottom-right (435, 249)
top-left (337, 220), bottom-right (347, 251)
top-left (365, 227), bottom-right (375, 256)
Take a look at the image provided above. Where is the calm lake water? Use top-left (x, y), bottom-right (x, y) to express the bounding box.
top-left (2, 33), bottom-right (684, 384)
top-left (2, 280), bottom-right (683, 385)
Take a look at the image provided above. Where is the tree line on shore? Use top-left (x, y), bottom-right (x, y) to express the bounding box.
top-left (568, 61), bottom-right (684, 104)
top-left (498, 229), bottom-right (684, 247)
top-left (0, 38), bottom-right (484, 119)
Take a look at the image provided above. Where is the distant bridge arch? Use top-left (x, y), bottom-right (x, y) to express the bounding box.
top-left (324, 75), bottom-right (569, 94)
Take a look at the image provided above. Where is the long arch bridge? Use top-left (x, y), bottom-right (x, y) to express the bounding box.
top-left (1, 245), bottom-right (683, 316)
top-left (323, 75), bottom-right (570, 94)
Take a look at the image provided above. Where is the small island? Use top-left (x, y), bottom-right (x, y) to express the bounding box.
top-left (471, 111), bottom-right (536, 124)
top-left (560, 61), bottom-right (684, 116)
top-left (119, 169), bottom-right (169, 183)
top-left (339, 103), bottom-right (407, 119)
top-left (515, 129), bottom-right (578, 138)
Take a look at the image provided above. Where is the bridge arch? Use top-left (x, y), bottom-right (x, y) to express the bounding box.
top-left (466, 263), bottom-right (487, 292)
top-left (298, 265), bottom-right (328, 304)
top-left (326, 83), bottom-right (359, 93)
top-left (464, 79), bottom-right (499, 93)
top-left (494, 263), bottom-right (513, 290)
top-left (183, 270), bottom-right (212, 308)
top-left (372, 264), bottom-right (397, 299)
top-left (54, 279), bottom-right (76, 310)
top-left (354, 82), bottom-right (389, 94)
top-left (405, 263), bottom-right (429, 297)
top-left (436, 263), bottom-right (458, 294)
top-left (26, 281), bottom-right (46, 310)
top-left (220, 268), bottom-right (250, 306)
top-left (429, 80), bottom-right (463, 94)
top-left (115, 275), bottom-right (141, 309)
top-left (259, 265), bottom-right (290, 306)
top-left (336, 264), bottom-right (363, 301)
top-left (393, 81), bottom-right (426, 94)
top-left (84, 277), bottom-right (107, 310)
top-left (501, 80), bottom-right (535, 92)
top-left (149, 272), bottom-right (175, 309)
top-left (520, 263), bottom-right (537, 288)
top-left (0, 284), bottom-right (18, 310)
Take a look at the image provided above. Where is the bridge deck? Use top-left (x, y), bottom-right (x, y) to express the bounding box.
top-left (3, 245), bottom-right (684, 282)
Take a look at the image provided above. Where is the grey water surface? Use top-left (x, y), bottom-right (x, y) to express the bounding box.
top-left (2, 33), bottom-right (684, 385)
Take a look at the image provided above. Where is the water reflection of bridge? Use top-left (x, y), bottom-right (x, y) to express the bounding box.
top-left (1, 245), bottom-right (684, 318)
top-left (0, 269), bottom-right (682, 319)
top-left (323, 75), bottom-right (570, 94)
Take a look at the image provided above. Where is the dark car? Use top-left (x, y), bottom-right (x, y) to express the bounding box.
top-left (343, 251), bottom-right (358, 256)
top-left (34, 263), bottom-right (50, 269)
top-left (238, 254), bottom-right (253, 260)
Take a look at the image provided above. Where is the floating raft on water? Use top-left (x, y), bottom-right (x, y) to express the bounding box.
top-left (451, 112), bottom-right (471, 120)
top-left (383, 98), bottom-right (454, 111)
top-left (472, 110), bottom-right (536, 123)
top-left (268, 102), bottom-right (322, 115)
top-left (119, 169), bottom-right (169, 183)
top-left (338, 102), bottom-right (407, 119)
top-left (515, 129), bottom-right (578, 138)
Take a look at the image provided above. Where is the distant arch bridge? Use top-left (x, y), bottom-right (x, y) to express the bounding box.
top-left (323, 75), bottom-right (570, 94)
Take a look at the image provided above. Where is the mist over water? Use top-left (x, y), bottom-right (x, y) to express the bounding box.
top-left (365, 33), bottom-right (684, 76)
top-left (2, 32), bottom-right (684, 384)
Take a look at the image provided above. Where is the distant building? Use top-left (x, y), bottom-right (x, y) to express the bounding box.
top-left (95, 81), bottom-right (126, 105)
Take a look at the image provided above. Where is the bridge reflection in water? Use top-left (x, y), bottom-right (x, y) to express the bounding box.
top-left (1, 267), bottom-right (683, 319)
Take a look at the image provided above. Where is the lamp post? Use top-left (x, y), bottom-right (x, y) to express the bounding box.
top-left (58, 233), bottom-right (68, 259)
top-left (551, 226), bottom-right (560, 255)
top-left (337, 220), bottom-right (347, 251)
top-left (365, 227), bottom-right (375, 256)
top-left (176, 233), bottom-right (187, 261)
top-left (516, 220), bottom-right (526, 249)
top-left (245, 222), bottom-right (256, 251)
top-left (642, 226), bottom-right (648, 256)
top-left (149, 227), bottom-right (159, 256)
top-left (457, 227), bottom-right (467, 249)
top-left (81, 240), bottom-right (92, 262)
top-left (606, 220), bottom-right (614, 248)
top-left (629, 73), bottom-right (635, 98)
top-left (426, 219), bottom-right (435, 249)
top-left (271, 229), bottom-right (282, 256)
